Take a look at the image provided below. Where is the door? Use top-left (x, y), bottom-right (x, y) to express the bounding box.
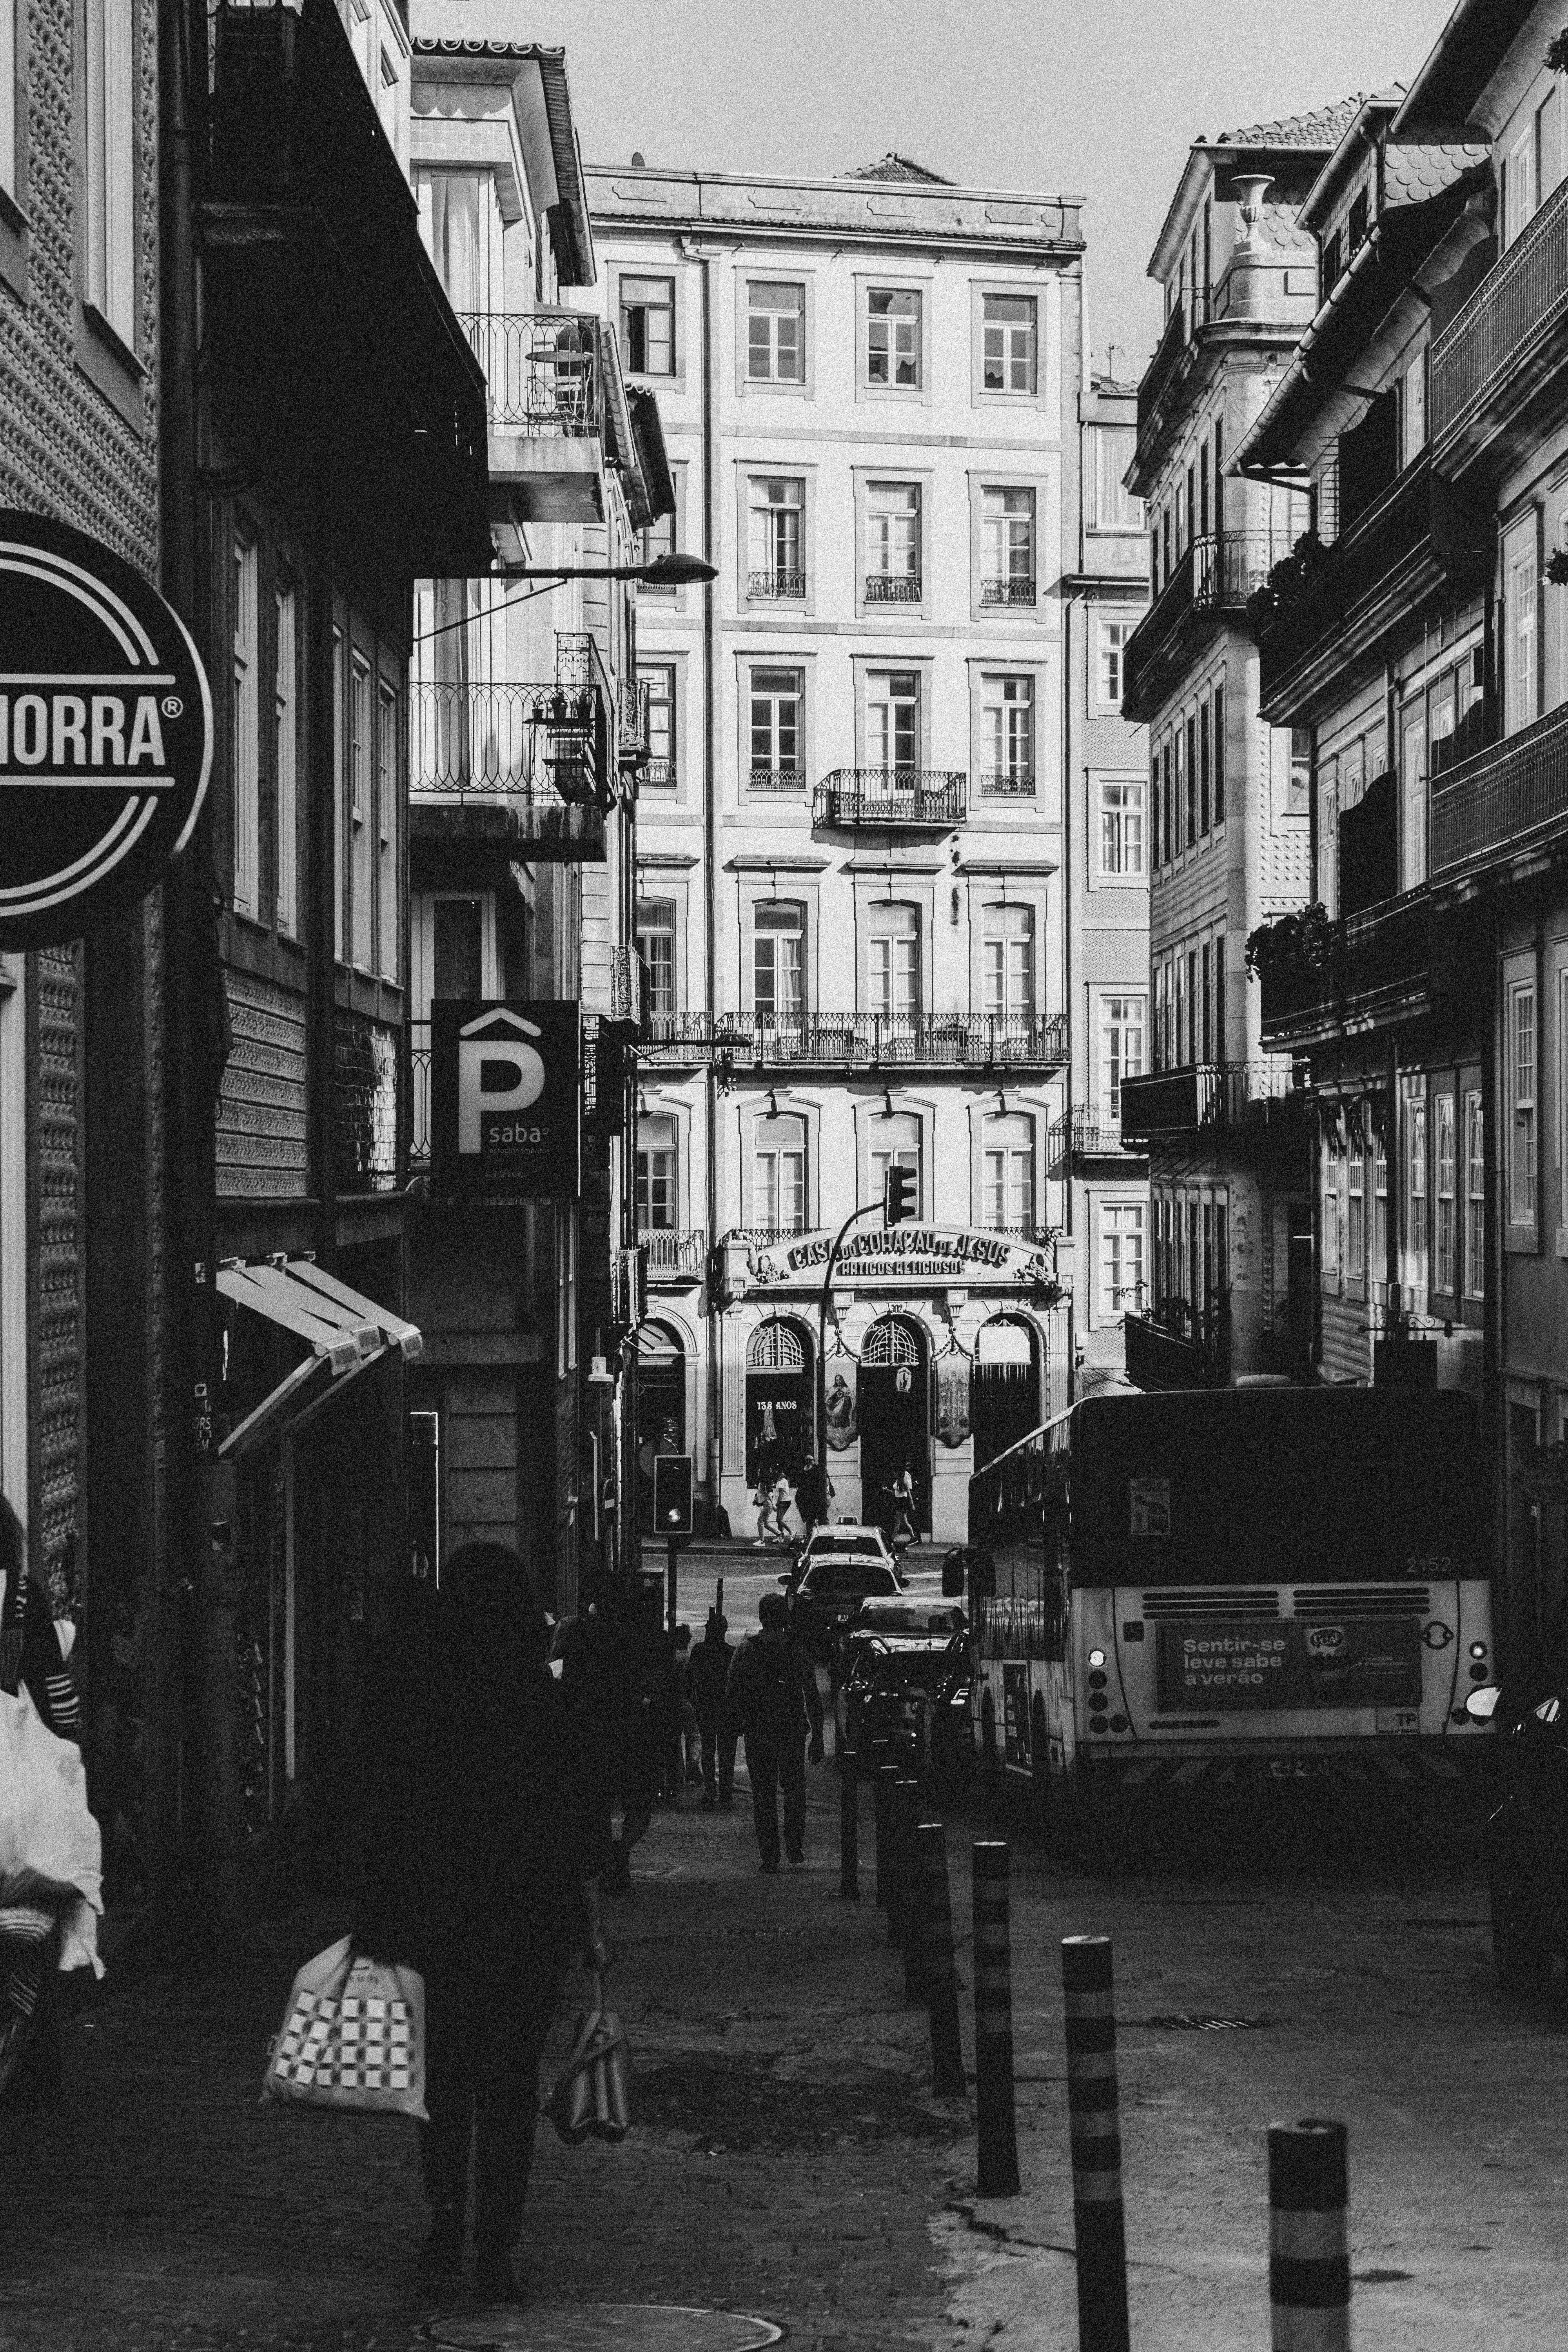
top-left (972, 1317), bottom-right (1040, 1471)
top-left (859, 1317), bottom-right (930, 1534)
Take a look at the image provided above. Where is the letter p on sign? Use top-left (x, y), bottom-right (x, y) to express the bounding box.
top-left (457, 1012), bottom-right (545, 1152)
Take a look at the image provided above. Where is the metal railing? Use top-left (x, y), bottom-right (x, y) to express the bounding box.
top-left (1136, 300), bottom-right (1191, 438)
top-left (1123, 531), bottom-right (1279, 717)
top-left (976, 769), bottom-right (1036, 799)
top-left (458, 310), bottom-right (603, 437)
top-left (639, 1227), bottom-right (706, 1280)
top-left (409, 1024), bottom-right (433, 1161)
top-left (1258, 889), bottom-right (1432, 1044)
top-left (1257, 459), bottom-right (1433, 712)
top-left (1119, 1059), bottom-right (1300, 1141)
top-left (638, 1008), bottom-right (1067, 1071)
top-left (1432, 176), bottom-right (1568, 445)
top-left (620, 675), bottom-right (651, 763)
top-left (1125, 1304), bottom-right (1228, 1391)
top-left (409, 679), bottom-right (602, 804)
top-left (814, 769), bottom-right (967, 829)
top-left (864, 574), bottom-right (922, 603)
top-left (748, 766), bottom-right (807, 795)
top-left (641, 757), bottom-right (678, 791)
top-left (1431, 702), bottom-right (1568, 883)
top-left (1054, 1107), bottom-right (1142, 1158)
top-left (555, 629), bottom-right (614, 704)
top-left (980, 576), bottom-right (1036, 606)
top-left (748, 568), bottom-right (806, 599)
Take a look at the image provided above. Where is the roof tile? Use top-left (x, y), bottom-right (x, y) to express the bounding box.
top-left (1214, 96), bottom-right (1369, 150)
top-left (846, 152), bottom-right (954, 184)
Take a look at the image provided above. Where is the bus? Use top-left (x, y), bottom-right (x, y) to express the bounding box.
top-left (967, 1385), bottom-right (1495, 1808)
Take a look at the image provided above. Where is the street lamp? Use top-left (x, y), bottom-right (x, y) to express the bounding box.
top-left (492, 552), bottom-right (718, 586)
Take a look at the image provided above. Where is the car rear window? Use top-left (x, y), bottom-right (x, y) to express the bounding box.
top-left (802, 1561), bottom-right (899, 1599)
top-left (809, 1533), bottom-right (887, 1558)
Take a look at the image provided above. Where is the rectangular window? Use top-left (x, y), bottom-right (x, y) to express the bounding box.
top-left (432, 897), bottom-right (482, 1001)
top-left (1094, 427), bottom-right (1140, 528)
top-left (1509, 977), bottom-right (1537, 1230)
top-left (1173, 952), bottom-right (1187, 1070)
top-left (1435, 1089), bottom-right (1457, 1295)
top-left (747, 279), bottom-right (804, 383)
top-left (232, 536), bottom-right (259, 918)
top-left (637, 901), bottom-right (676, 1021)
top-left (870, 1116), bottom-right (921, 1217)
top-left (1185, 949), bottom-right (1198, 1065)
top-left (754, 902), bottom-right (805, 1021)
top-left (274, 584), bottom-right (298, 938)
top-left (1373, 1124), bottom-right (1389, 1288)
top-left (1096, 617), bottom-right (1131, 708)
top-left (747, 476), bottom-right (804, 597)
top-left (1347, 1112), bottom-right (1365, 1283)
top-left (1185, 715), bottom-right (1198, 844)
top-left (1099, 779), bottom-right (1145, 878)
top-left (332, 626), bottom-right (345, 962)
top-left (1465, 1089), bottom-right (1485, 1299)
top-left (866, 482), bottom-right (921, 599)
top-left (980, 674), bottom-right (1034, 795)
top-left (350, 653), bottom-right (373, 970)
top-left (867, 904), bottom-right (920, 1019)
top-left (1214, 933), bottom-right (1226, 1065)
top-left (1401, 348), bottom-right (1428, 467)
top-left (749, 666), bottom-right (804, 788)
top-left (867, 286), bottom-right (920, 386)
top-left (983, 906), bottom-right (1035, 1022)
top-left (620, 274), bottom-right (674, 375)
top-left (983, 1116), bottom-right (1035, 1232)
top-left (1161, 743), bottom-right (1173, 866)
top-left (1506, 126), bottom-right (1537, 248)
top-left (1198, 699), bottom-right (1212, 834)
top-left (981, 291), bottom-right (1037, 394)
top-left (84, 0), bottom-right (135, 344)
top-left (639, 494), bottom-right (676, 589)
top-left (1200, 943), bottom-right (1212, 1063)
top-left (0, 0), bottom-right (15, 199)
top-left (1212, 684), bottom-right (1225, 824)
top-left (1099, 994), bottom-right (1145, 1119)
top-left (1506, 527), bottom-right (1539, 733)
top-left (635, 1115), bottom-right (677, 1230)
top-left (1405, 1090), bottom-right (1428, 1298)
top-left (981, 486), bottom-right (1035, 604)
top-left (641, 662), bottom-right (676, 788)
top-left (755, 1116), bottom-right (807, 1234)
top-left (376, 679), bottom-right (398, 982)
top-left (865, 669), bottom-right (920, 772)
top-left (1323, 1160), bottom-right (1341, 1285)
top-left (1100, 1203), bottom-right (1146, 1318)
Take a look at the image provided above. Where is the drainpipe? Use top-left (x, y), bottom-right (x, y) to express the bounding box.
top-left (684, 236), bottom-right (720, 1513)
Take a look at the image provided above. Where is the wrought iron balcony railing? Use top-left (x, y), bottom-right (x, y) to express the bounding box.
top-left (748, 568), bottom-right (806, 599)
top-left (748, 766), bottom-right (807, 795)
top-left (641, 758), bottom-right (678, 791)
top-left (1053, 1107), bottom-right (1143, 1159)
top-left (976, 768), bottom-right (1036, 799)
top-left (813, 769), bottom-right (967, 829)
top-left (864, 573), bottom-right (922, 603)
top-left (980, 575), bottom-right (1036, 606)
top-left (409, 679), bottom-right (605, 806)
top-left (1258, 889), bottom-right (1431, 1047)
top-left (620, 675), bottom-right (651, 764)
top-left (458, 309), bottom-right (603, 437)
top-left (1431, 702), bottom-right (1568, 886)
top-left (409, 1022), bottom-right (433, 1161)
top-left (1123, 531), bottom-right (1275, 719)
top-left (639, 1227), bottom-right (706, 1280)
top-left (638, 1008), bottom-right (1067, 1072)
top-left (1119, 1060), bottom-right (1299, 1142)
top-left (1125, 1303), bottom-right (1228, 1392)
top-left (1256, 459), bottom-right (1436, 719)
top-left (1431, 175), bottom-right (1568, 456)
top-left (1136, 300), bottom-right (1191, 440)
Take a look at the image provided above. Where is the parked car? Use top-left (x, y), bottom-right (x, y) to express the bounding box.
top-left (787, 1524), bottom-right (901, 1583)
top-left (1467, 1681), bottom-right (1566, 1992)
top-left (839, 1624), bottom-right (971, 1788)
top-left (784, 1541), bottom-right (904, 1664)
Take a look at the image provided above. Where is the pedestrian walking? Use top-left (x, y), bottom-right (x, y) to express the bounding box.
top-left (356, 1543), bottom-right (609, 2304)
top-left (769, 1472), bottom-right (794, 1544)
top-left (889, 1462), bottom-right (919, 1548)
top-left (689, 1610), bottom-right (737, 1809)
top-left (661, 1624), bottom-right (701, 1800)
top-left (560, 1585), bottom-right (662, 1894)
top-left (726, 1592), bottom-right (824, 1873)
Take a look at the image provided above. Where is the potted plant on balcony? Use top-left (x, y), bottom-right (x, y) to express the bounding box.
top-left (1244, 530), bottom-right (1326, 637)
top-left (1245, 902), bottom-right (1331, 1021)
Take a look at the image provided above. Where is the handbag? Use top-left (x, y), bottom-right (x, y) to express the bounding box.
top-left (262, 1935), bottom-right (428, 2120)
top-left (545, 1973), bottom-right (630, 2145)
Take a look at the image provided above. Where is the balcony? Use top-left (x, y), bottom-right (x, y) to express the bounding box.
top-left (1255, 457), bottom-right (1483, 724)
top-left (409, 650), bottom-right (610, 863)
top-left (1432, 703), bottom-right (1568, 892)
top-left (864, 574), bottom-right (922, 604)
top-left (1124, 1304), bottom-right (1229, 1392)
top-left (610, 947), bottom-right (642, 1027)
top-left (980, 576), bottom-right (1036, 608)
top-left (642, 758), bottom-right (678, 791)
top-left (976, 769), bottom-right (1036, 800)
top-left (459, 309), bottom-right (609, 525)
top-left (1431, 176), bottom-right (1568, 488)
top-left (640, 1227), bottom-right (706, 1284)
top-left (620, 676), bottom-right (651, 769)
top-left (748, 766), bottom-right (807, 796)
top-left (813, 769), bottom-right (967, 831)
top-left (638, 1009), bottom-right (1067, 1075)
top-left (1054, 1106), bottom-right (1145, 1164)
top-left (1121, 532), bottom-right (1274, 723)
top-left (1257, 889), bottom-right (1432, 1050)
top-left (1136, 301), bottom-right (1191, 442)
top-left (748, 568), bottom-right (806, 600)
top-left (1119, 1060), bottom-right (1301, 1143)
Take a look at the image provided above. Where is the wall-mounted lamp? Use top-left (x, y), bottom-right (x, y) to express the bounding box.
top-left (881, 1088), bottom-right (895, 1118)
top-left (637, 1088), bottom-right (649, 1120)
top-left (766, 1089), bottom-right (778, 1118)
top-left (996, 1089), bottom-right (1007, 1115)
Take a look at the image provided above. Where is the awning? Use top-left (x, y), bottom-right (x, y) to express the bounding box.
top-left (216, 1256), bottom-right (423, 1462)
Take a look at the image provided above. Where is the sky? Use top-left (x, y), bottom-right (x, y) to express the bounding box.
top-left (499, 0), bottom-right (1455, 378)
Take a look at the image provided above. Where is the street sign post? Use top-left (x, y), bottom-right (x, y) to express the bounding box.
top-left (653, 1451), bottom-right (693, 1633)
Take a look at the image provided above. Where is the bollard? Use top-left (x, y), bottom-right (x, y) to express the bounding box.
top-left (1268, 2119), bottom-right (1350, 2352)
top-left (875, 1763), bottom-right (897, 1911)
top-left (972, 1840), bottom-right (1019, 2196)
top-left (891, 1775), bottom-right (919, 1955)
top-left (839, 1742), bottom-right (860, 1900)
top-left (918, 1822), bottom-right (965, 2096)
top-left (1061, 1936), bottom-right (1130, 2352)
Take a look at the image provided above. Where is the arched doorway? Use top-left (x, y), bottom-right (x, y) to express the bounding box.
top-left (973, 1316), bottom-right (1041, 1471)
top-left (636, 1320), bottom-right (686, 1531)
top-left (745, 1317), bottom-right (814, 1486)
top-left (859, 1315), bottom-right (931, 1535)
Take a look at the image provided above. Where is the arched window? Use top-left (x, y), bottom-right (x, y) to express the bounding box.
top-left (863, 1316), bottom-right (923, 1367)
top-left (982, 904), bottom-right (1035, 1020)
top-left (753, 1112), bottom-right (806, 1233)
top-left (754, 900), bottom-right (805, 1018)
top-left (748, 1318), bottom-right (808, 1371)
top-left (982, 1114), bottom-right (1034, 1233)
top-left (977, 1315), bottom-right (1036, 1367)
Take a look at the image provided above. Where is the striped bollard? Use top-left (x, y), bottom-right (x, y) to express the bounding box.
top-left (838, 1742), bottom-right (860, 1900)
top-left (1062, 1936), bottom-right (1129, 2352)
top-left (972, 1840), bottom-right (1019, 2196)
top-left (1269, 2119), bottom-right (1350, 2352)
top-left (891, 1775), bottom-right (920, 1958)
top-left (875, 1763), bottom-right (897, 1911)
top-left (918, 1821), bottom-right (965, 2096)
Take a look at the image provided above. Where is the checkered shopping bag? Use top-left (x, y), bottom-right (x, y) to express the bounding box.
top-left (263, 1936), bottom-right (427, 2120)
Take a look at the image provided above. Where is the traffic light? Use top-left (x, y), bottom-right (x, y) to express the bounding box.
top-left (653, 1452), bottom-right (693, 1539)
top-left (884, 1164), bottom-right (915, 1225)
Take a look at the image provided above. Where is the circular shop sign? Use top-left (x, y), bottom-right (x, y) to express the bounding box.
top-left (0, 509), bottom-right (212, 947)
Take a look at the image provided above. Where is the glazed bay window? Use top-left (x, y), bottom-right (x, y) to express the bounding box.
top-left (983, 1115), bottom-right (1034, 1232)
top-left (640, 662), bottom-right (675, 789)
top-left (747, 279), bottom-right (804, 383)
top-left (1099, 780), bottom-right (1145, 878)
top-left (866, 483), bottom-right (921, 601)
top-left (754, 1113), bottom-right (806, 1234)
top-left (1100, 1203), bottom-right (1146, 1318)
top-left (636, 901), bottom-right (676, 1025)
top-left (635, 1115), bottom-right (677, 1231)
top-left (749, 666), bottom-right (804, 791)
top-left (866, 669), bottom-right (920, 774)
top-left (982, 905), bottom-right (1034, 1022)
top-left (980, 673), bottom-right (1034, 797)
top-left (1099, 994), bottom-right (1144, 1120)
top-left (867, 903), bottom-right (920, 1019)
top-left (620, 274), bottom-right (674, 375)
top-left (1434, 1090), bottom-right (1457, 1296)
top-left (753, 902), bottom-right (804, 1022)
top-left (981, 487), bottom-right (1034, 605)
top-left (1508, 974), bottom-right (1537, 1236)
top-left (748, 476), bottom-right (804, 598)
top-left (867, 287), bottom-right (920, 387)
top-left (982, 291), bottom-right (1037, 394)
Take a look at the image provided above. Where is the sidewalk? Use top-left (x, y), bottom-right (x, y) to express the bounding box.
top-left (0, 1768), bottom-right (974, 2352)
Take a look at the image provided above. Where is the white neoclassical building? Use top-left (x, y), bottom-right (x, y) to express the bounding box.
top-left (584, 155), bottom-right (1143, 1542)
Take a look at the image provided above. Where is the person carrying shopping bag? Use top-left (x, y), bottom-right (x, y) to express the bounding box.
top-left (356, 1545), bottom-right (608, 2305)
